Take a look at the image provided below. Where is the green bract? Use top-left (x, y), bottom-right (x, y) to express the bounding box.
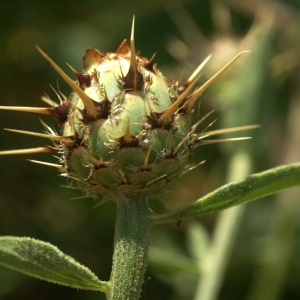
top-left (57, 41), bottom-right (194, 202)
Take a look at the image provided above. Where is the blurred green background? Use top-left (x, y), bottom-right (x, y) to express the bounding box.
top-left (1, 0), bottom-right (300, 299)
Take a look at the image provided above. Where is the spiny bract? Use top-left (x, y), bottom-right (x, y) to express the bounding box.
top-left (0, 18), bottom-right (253, 203)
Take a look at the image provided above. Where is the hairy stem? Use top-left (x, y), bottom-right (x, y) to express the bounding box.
top-left (108, 199), bottom-right (151, 300)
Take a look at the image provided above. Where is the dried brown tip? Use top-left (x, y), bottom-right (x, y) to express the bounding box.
top-left (116, 39), bottom-right (130, 55)
top-left (142, 53), bottom-right (156, 73)
top-left (35, 46), bottom-right (98, 120)
top-left (83, 48), bottom-right (104, 71)
top-left (66, 63), bottom-right (92, 90)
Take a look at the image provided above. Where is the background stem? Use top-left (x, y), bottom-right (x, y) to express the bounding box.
top-left (194, 152), bottom-right (251, 300)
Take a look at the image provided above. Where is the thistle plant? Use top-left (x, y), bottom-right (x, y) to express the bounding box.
top-left (0, 17), bottom-right (300, 300)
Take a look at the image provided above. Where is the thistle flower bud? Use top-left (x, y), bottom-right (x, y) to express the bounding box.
top-left (0, 18), bottom-right (256, 203)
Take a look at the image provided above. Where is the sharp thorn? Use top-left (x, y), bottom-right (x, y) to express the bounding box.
top-left (145, 174), bottom-right (168, 187)
top-left (35, 46), bottom-right (98, 119)
top-left (142, 53), bottom-right (156, 72)
top-left (0, 106), bottom-right (52, 115)
top-left (130, 15), bottom-right (138, 91)
top-left (49, 84), bottom-right (65, 104)
top-left (66, 63), bottom-right (92, 90)
top-left (5, 128), bottom-right (74, 145)
top-left (192, 110), bottom-right (216, 131)
top-left (0, 147), bottom-right (54, 155)
top-left (60, 173), bottom-right (85, 183)
top-left (28, 159), bottom-right (65, 170)
top-left (172, 111), bottom-right (215, 156)
top-left (184, 54), bottom-right (212, 89)
top-left (71, 195), bottom-right (95, 201)
top-left (115, 119), bottom-right (139, 148)
top-left (121, 16), bottom-right (143, 91)
top-left (41, 96), bottom-right (58, 107)
top-left (180, 160), bottom-right (206, 177)
top-left (124, 119), bottom-right (131, 141)
top-left (200, 119), bottom-right (218, 134)
top-left (0, 104), bottom-right (70, 126)
top-left (196, 137), bottom-right (252, 147)
top-left (142, 146), bottom-right (152, 170)
top-left (198, 124), bottom-right (260, 140)
top-left (186, 51), bottom-right (251, 110)
top-left (158, 55), bottom-right (212, 126)
top-left (39, 119), bottom-right (56, 135)
top-left (92, 199), bottom-right (109, 209)
top-left (66, 62), bottom-right (79, 75)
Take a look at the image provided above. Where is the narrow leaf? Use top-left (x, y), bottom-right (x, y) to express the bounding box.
top-left (0, 236), bottom-right (109, 292)
top-left (150, 163), bottom-right (300, 224)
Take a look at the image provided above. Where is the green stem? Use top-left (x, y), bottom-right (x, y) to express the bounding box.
top-left (108, 198), bottom-right (151, 300)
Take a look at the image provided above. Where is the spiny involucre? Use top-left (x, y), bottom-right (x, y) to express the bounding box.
top-left (0, 18), bottom-right (254, 203)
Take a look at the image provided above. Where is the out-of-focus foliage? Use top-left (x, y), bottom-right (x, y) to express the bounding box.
top-left (0, 0), bottom-right (300, 299)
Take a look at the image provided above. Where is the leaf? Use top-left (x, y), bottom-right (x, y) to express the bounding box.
top-left (0, 236), bottom-right (109, 292)
top-left (150, 162), bottom-right (300, 224)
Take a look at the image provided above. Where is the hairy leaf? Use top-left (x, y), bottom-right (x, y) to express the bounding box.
top-left (151, 163), bottom-right (300, 224)
top-left (0, 236), bottom-right (108, 292)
